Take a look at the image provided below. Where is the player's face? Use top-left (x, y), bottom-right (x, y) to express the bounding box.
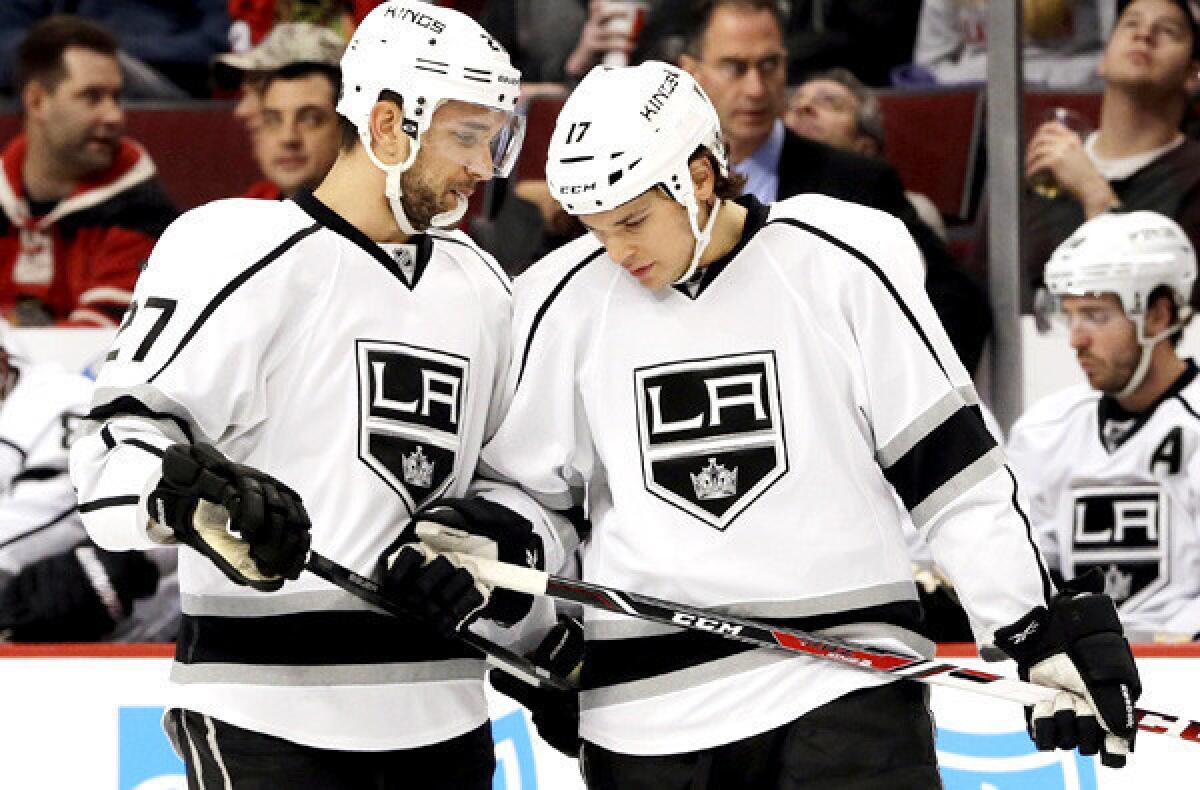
top-left (579, 189), bottom-right (697, 290)
top-left (257, 73), bottom-right (340, 197)
top-left (400, 100), bottom-right (509, 229)
top-left (1100, 0), bottom-right (1197, 92)
top-left (684, 7), bottom-right (787, 159)
top-left (1062, 294), bottom-right (1141, 393)
top-left (32, 48), bottom-right (124, 177)
top-left (785, 79), bottom-right (863, 152)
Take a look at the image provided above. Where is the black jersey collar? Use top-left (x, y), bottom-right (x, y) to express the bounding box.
top-left (673, 194), bottom-right (771, 300)
top-left (292, 190), bottom-right (434, 290)
top-left (1096, 358), bottom-right (1198, 452)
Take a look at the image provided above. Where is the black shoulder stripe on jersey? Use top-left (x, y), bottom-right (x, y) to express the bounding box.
top-left (583, 600), bottom-right (921, 690)
top-left (147, 222), bottom-right (321, 384)
top-left (435, 234), bottom-right (511, 295)
top-left (516, 248), bottom-right (606, 390)
top-left (883, 404), bottom-right (996, 513)
top-left (89, 395), bottom-right (195, 443)
top-left (176, 610), bottom-right (479, 667)
top-left (0, 437), bottom-right (26, 460)
top-left (765, 217), bottom-right (949, 381)
top-left (11, 466), bottom-right (66, 485)
top-left (1006, 465), bottom-right (1054, 604)
top-left (101, 424), bottom-right (116, 449)
top-left (0, 503), bottom-right (78, 552)
top-left (78, 495), bottom-right (140, 513)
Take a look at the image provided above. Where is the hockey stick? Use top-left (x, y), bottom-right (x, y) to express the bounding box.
top-left (303, 550), bottom-right (572, 692)
top-left (456, 554), bottom-right (1200, 745)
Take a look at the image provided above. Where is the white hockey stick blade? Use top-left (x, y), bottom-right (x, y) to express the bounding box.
top-left (457, 554), bottom-right (1200, 745)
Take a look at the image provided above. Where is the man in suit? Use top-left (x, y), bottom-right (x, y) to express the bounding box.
top-left (679, 0), bottom-right (991, 374)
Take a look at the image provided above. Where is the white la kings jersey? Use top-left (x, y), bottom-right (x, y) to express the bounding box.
top-left (69, 192), bottom-right (516, 750)
top-left (479, 194), bottom-right (1052, 755)
top-left (1008, 364), bottom-right (1200, 640)
top-left (0, 359), bottom-right (93, 580)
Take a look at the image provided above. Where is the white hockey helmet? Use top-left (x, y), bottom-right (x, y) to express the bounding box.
top-left (546, 61), bottom-right (730, 284)
top-left (1044, 210), bottom-right (1196, 397)
top-left (337, 2), bottom-right (524, 234)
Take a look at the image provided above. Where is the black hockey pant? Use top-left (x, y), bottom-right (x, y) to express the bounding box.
top-left (580, 680), bottom-right (943, 790)
top-left (165, 708), bottom-right (496, 789)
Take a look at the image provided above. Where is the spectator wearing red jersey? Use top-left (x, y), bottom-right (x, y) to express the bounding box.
top-left (0, 16), bottom-right (176, 328)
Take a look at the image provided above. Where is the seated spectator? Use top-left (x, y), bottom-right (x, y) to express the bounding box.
top-left (974, 0), bottom-right (1200, 311)
top-left (902, 0), bottom-right (1114, 87)
top-left (680, 0), bottom-right (991, 373)
top-left (243, 62), bottom-right (342, 200)
top-left (1008, 211), bottom-right (1200, 642)
top-left (214, 22), bottom-right (346, 135)
top-left (0, 2), bottom-right (230, 99)
top-left (785, 67), bottom-right (947, 240)
top-left (0, 16), bottom-right (177, 327)
top-left (0, 324), bottom-right (176, 642)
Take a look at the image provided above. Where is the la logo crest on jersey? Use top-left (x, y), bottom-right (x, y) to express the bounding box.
top-left (634, 351), bottom-right (787, 530)
top-left (1069, 484), bottom-right (1168, 607)
top-left (357, 340), bottom-right (468, 511)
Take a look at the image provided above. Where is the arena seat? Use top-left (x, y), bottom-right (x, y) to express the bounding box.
top-left (876, 88), bottom-right (984, 222)
top-left (1022, 89), bottom-right (1104, 140)
top-left (513, 95), bottom-right (567, 183)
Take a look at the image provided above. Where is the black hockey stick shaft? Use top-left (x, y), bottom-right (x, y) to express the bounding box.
top-left (303, 550), bottom-right (571, 691)
top-left (460, 556), bottom-right (1200, 745)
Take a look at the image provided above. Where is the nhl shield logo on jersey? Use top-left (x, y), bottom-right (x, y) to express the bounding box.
top-left (356, 340), bottom-right (469, 512)
top-left (634, 351), bottom-right (787, 530)
top-left (1068, 484), bottom-right (1168, 607)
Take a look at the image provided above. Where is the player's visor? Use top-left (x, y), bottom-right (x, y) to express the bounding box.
top-left (422, 101), bottom-right (526, 179)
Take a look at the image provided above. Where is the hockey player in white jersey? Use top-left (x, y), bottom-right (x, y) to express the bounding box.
top-left (67, 3), bottom-right (550, 787)
top-left (1010, 210), bottom-right (1200, 643)
top-left (383, 61), bottom-right (1143, 786)
top-left (0, 325), bottom-right (170, 642)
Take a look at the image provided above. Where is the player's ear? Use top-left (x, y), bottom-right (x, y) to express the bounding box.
top-left (367, 94), bottom-right (411, 166)
top-left (1145, 292), bottom-right (1175, 336)
top-left (689, 153), bottom-right (715, 204)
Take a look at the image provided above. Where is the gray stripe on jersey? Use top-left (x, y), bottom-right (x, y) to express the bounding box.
top-left (584, 581), bottom-right (920, 640)
top-left (170, 657), bottom-right (487, 686)
top-left (181, 589), bottom-right (377, 617)
top-left (877, 390), bottom-right (965, 469)
top-left (910, 446), bottom-right (1006, 528)
top-left (581, 624), bottom-right (933, 708)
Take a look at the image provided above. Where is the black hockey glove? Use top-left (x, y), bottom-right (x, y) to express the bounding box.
top-left (994, 572), bottom-right (1141, 768)
top-left (148, 443), bottom-right (312, 592)
top-left (0, 544), bottom-right (159, 641)
top-left (381, 498), bottom-right (544, 635)
top-left (490, 616), bottom-right (584, 757)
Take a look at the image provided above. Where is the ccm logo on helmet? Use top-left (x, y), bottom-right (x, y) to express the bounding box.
top-left (559, 183), bottom-right (597, 195)
top-left (383, 6), bottom-right (447, 34)
top-left (640, 71), bottom-right (679, 121)
top-left (672, 612), bottom-right (744, 636)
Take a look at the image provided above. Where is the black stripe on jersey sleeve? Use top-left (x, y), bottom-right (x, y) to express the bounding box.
top-left (89, 395), bottom-right (195, 443)
top-left (765, 217), bottom-right (949, 381)
top-left (11, 466), bottom-right (66, 485)
top-left (78, 495), bottom-right (140, 512)
top-left (582, 600), bottom-right (921, 690)
top-left (123, 438), bottom-right (166, 458)
top-left (882, 404), bottom-right (996, 513)
top-left (0, 437), bottom-right (26, 460)
top-left (0, 504), bottom-right (78, 551)
top-left (435, 235), bottom-right (511, 295)
top-left (1005, 466), bottom-right (1054, 605)
top-left (516, 247), bottom-right (605, 389)
top-left (147, 222), bottom-right (321, 384)
top-left (175, 610), bottom-right (479, 666)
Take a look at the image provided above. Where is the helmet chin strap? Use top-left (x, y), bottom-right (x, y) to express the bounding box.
top-left (673, 197), bottom-right (722, 285)
top-left (1115, 323), bottom-right (1181, 399)
top-left (360, 127), bottom-right (469, 236)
